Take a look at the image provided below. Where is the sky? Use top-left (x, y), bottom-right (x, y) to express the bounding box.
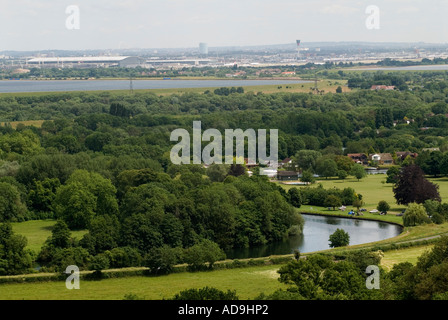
top-left (1, 0), bottom-right (448, 51)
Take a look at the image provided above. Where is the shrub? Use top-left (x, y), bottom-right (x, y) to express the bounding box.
top-left (171, 286), bottom-right (239, 300)
top-left (377, 200), bottom-right (390, 213)
top-left (431, 212), bottom-right (445, 225)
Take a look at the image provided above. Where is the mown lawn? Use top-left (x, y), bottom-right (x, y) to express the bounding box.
top-left (0, 264), bottom-right (286, 300)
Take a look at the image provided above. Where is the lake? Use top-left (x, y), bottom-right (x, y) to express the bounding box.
top-left (0, 79), bottom-right (311, 93)
top-left (226, 213), bottom-right (402, 259)
top-left (353, 64), bottom-right (448, 71)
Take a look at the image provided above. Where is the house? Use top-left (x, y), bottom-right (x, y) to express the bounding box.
top-left (369, 153), bottom-right (394, 165)
top-left (244, 158), bottom-right (258, 168)
top-left (347, 153), bottom-right (368, 165)
top-left (395, 151), bottom-right (418, 161)
top-left (278, 158), bottom-right (292, 168)
top-left (276, 171), bottom-right (299, 181)
top-left (370, 85), bottom-right (395, 91)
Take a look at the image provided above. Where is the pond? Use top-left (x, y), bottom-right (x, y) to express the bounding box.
top-left (225, 213), bottom-right (403, 259)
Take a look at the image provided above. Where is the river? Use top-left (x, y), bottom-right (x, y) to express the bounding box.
top-left (0, 79), bottom-right (310, 93)
top-left (225, 213), bottom-right (402, 259)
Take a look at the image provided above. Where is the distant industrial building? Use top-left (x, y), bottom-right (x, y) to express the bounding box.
top-left (26, 56), bottom-right (142, 68)
top-left (199, 43), bottom-right (208, 56)
top-left (145, 59), bottom-right (213, 67)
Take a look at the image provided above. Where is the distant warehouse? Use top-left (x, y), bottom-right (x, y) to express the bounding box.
top-left (26, 56), bottom-right (142, 68)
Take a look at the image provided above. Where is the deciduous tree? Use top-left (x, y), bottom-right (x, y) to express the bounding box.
top-left (393, 165), bottom-right (441, 205)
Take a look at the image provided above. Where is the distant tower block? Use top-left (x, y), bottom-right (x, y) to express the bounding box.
top-left (296, 40), bottom-right (301, 60)
top-left (199, 43), bottom-right (209, 56)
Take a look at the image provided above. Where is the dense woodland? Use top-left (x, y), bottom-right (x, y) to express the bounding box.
top-left (2, 71), bottom-right (448, 278)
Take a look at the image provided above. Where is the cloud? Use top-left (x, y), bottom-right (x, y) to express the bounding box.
top-left (321, 4), bottom-right (361, 15)
top-left (0, 0), bottom-right (446, 50)
top-left (396, 6), bottom-right (420, 14)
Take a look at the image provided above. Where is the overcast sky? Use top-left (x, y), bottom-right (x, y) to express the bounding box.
top-left (1, 0), bottom-right (448, 51)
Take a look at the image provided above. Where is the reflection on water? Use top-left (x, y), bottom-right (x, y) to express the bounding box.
top-left (324, 216), bottom-right (340, 225)
top-left (226, 214), bottom-right (403, 259)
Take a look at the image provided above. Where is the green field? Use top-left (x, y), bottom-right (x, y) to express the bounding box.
top-left (0, 264), bottom-right (285, 300)
top-left (278, 174), bottom-right (448, 214)
top-left (11, 220), bottom-right (87, 253)
top-left (381, 245), bottom-right (434, 271)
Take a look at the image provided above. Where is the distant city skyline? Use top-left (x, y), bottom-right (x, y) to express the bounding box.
top-left (2, 0), bottom-right (448, 51)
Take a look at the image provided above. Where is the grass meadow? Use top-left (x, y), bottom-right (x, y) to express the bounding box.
top-left (278, 173), bottom-right (448, 213)
top-left (0, 264), bottom-right (285, 300)
top-left (11, 220), bottom-right (87, 254)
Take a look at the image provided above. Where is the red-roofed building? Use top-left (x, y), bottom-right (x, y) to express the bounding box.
top-left (347, 153), bottom-right (368, 165)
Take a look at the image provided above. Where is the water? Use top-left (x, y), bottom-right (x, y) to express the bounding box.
top-left (226, 213), bottom-right (402, 259)
top-left (0, 79), bottom-right (310, 93)
top-left (353, 64), bottom-right (448, 71)
top-left (365, 168), bottom-right (388, 175)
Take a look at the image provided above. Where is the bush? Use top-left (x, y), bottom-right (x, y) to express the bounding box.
top-left (377, 200), bottom-right (390, 213)
top-left (431, 212), bottom-right (445, 224)
top-left (171, 286), bottom-right (239, 300)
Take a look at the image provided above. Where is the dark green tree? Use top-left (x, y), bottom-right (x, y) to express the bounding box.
top-left (89, 254), bottom-right (110, 277)
top-left (144, 245), bottom-right (183, 274)
top-left (184, 239), bottom-right (226, 270)
top-left (0, 182), bottom-right (28, 222)
top-left (329, 228), bottom-right (350, 248)
top-left (350, 164), bottom-right (367, 181)
top-left (386, 166), bottom-right (400, 184)
top-left (315, 157), bottom-right (338, 179)
top-left (28, 178), bottom-right (61, 214)
top-left (287, 188), bottom-right (302, 208)
top-left (324, 195), bottom-right (342, 211)
top-left (0, 223), bottom-right (33, 275)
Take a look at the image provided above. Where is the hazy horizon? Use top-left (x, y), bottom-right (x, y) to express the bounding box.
top-left (2, 0), bottom-right (448, 51)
